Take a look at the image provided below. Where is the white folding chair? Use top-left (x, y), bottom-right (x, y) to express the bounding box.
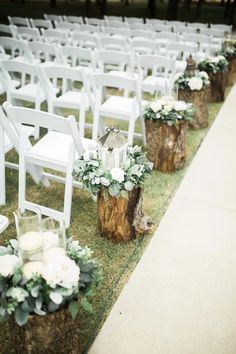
top-left (40, 65), bottom-right (92, 138)
top-left (183, 33), bottom-right (211, 57)
top-left (91, 73), bottom-right (145, 145)
top-left (94, 49), bottom-right (134, 76)
top-left (0, 104), bottom-right (41, 206)
top-left (84, 17), bottom-right (104, 26)
top-left (44, 14), bottom-right (63, 24)
top-left (129, 38), bottom-right (157, 55)
top-left (137, 54), bottom-right (176, 96)
top-left (54, 21), bottom-right (79, 32)
top-left (8, 16), bottom-right (30, 27)
top-left (99, 35), bottom-right (127, 51)
top-left (5, 103), bottom-right (96, 228)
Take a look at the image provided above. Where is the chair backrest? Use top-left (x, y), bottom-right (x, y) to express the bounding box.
top-left (102, 26), bottom-right (127, 36)
top-left (4, 103), bottom-right (85, 156)
top-left (84, 17), bottom-right (104, 26)
top-left (130, 38), bottom-right (157, 55)
top-left (72, 32), bottom-right (100, 48)
top-left (0, 60), bottom-right (43, 89)
top-left (91, 72), bottom-right (139, 95)
top-left (59, 45), bottom-right (96, 69)
top-left (8, 16), bottom-right (30, 27)
top-left (183, 33), bottom-right (211, 45)
top-left (124, 17), bottom-right (144, 24)
top-left (0, 37), bottom-right (33, 61)
top-left (63, 16), bottom-right (84, 25)
top-left (137, 54), bottom-right (175, 78)
top-left (200, 28), bottom-right (224, 38)
top-left (210, 23), bottom-right (232, 33)
top-left (103, 20), bottom-right (127, 28)
top-left (94, 49), bottom-right (132, 73)
top-left (54, 21), bottom-right (79, 31)
top-left (99, 35), bottom-right (127, 51)
top-left (30, 19), bottom-right (53, 30)
top-left (152, 24), bottom-right (173, 32)
top-left (104, 15), bottom-right (123, 24)
top-left (129, 29), bottom-right (155, 40)
top-left (0, 24), bottom-right (17, 37)
top-left (44, 14), bottom-right (63, 23)
top-left (41, 29), bottom-right (68, 44)
top-left (156, 32), bottom-right (178, 41)
top-left (79, 24), bottom-right (101, 34)
top-left (16, 26), bottom-right (41, 41)
top-left (28, 41), bottom-right (59, 63)
top-left (177, 25), bottom-right (197, 34)
top-left (128, 23), bottom-right (147, 30)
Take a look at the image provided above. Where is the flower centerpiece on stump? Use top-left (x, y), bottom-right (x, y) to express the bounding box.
top-left (198, 55), bottom-right (228, 102)
top-left (0, 237), bottom-right (101, 353)
top-left (144, 97), bottom-right (193, 172)
top-left (217, 45), bottom-right (236, 85)
top-left (73, 130), bottom-right (153, 242)
top-left (175, 55), bottom-right (210, 129)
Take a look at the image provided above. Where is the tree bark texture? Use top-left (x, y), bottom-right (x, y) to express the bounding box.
top-left (178, 88), bottom-right (208, 129)
top-left (227, 57), bottom-right (236, 85)
top-left (207, 72), bottom-right (227, 102)
top-left (145, 120), bottom-right (186, 173)
top-left (9, 307), bottom-right (80, 354)
top-left (97, 188), bottom-right (152, 242)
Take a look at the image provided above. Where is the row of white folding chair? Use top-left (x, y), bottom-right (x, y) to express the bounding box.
top-left (1, 101), bottom-right (96, 228)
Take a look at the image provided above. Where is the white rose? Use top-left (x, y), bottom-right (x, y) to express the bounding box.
top-left (198, 71), bottom-right (209, 80)
top-left (218, 55), bottom-right (225, 61)
top-left (22, 261), bottom-right (44, 280)
top-left (163, 104), bottom-right (172, 112)
top-left (188, 77), bottom-right (203, 91)
top-left (150, 101), bottom-right (162, 113)
top-left (42, 256), bottom-right (80, 289)
top-left (100, 177), bottom-right (110, 186)
top-left (83, 149), bottom-right (97, 162)
top-left (6, 287), bottom-right (28, 302)
top-left (0, 254), bottom-right (20, 277)
top-left (174, 101), bottom-right (187, 111)
top-left (110, 168), bottom-right (125, 183)
top-left (211, 56), bottom-right (219, 63)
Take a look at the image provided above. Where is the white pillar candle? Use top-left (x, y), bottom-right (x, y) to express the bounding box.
top-left (42, 231), bottom-right (59, 250)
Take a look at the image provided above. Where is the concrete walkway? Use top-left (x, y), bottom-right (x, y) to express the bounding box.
top-left (89, 83), bottom-right (236, 354)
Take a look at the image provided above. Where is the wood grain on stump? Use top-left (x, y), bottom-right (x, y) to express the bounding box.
top-left (178, 88), bottom-right (208, 129)
top-left (97, 188), bottom-right (152, 242)
top-left (9, 307), bottom-right (80, 354)
top-left (207, 72), bottom-right (227, 102)
top-left (228, 57), bottom-right (236, 85)
top-left (145, 120), bottom-right (186, 173)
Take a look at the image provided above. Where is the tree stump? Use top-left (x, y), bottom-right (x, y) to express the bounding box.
top-left (207, 71), bottom-right (227, 102)
top-left (97, 188), bottom-right (152, 242)
top-left (145, 120), bottom-right (186, 173)
top-left (178, 88), bottom-right (208, 129)
top-left (9, 307), bottom-right (80, 354)
top-left (227, 57), bottom-right (236, 85)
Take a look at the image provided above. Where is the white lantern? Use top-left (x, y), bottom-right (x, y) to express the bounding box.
top-left (97, 127), bottom-right (128, 170)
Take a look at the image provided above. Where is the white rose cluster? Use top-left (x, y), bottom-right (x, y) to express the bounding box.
top-left (188, 77), bottom-right (203, 91)
top-left (0, 254), bottom-right (20, 277)
top-left (111, 167), bottom-right (125, 183)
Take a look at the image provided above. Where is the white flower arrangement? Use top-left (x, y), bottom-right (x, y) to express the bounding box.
top-left (174, 71), bottom-right (210, 91)
top-left (144, 97), bottom-right (193, 126)
top-left (198, 55), bottom-right (228, 73)
top-left (0, 238), bottom-right (101, 326)
top-left (73, 146), bottom-right (153, 197)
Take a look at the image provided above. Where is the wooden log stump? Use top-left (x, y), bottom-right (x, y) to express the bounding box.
top-left (178, 88), bottom-right (208, 129)
top-left (227, 57), bottom-right (236, 85)
top-left (9, 307), bottom-right (80, 354)
top-left (145, 120), bottom-right (186, 173)
top-left (97, 188), bottom-right (152, 242)
top-left (207, 72), bottom-right (227, 102)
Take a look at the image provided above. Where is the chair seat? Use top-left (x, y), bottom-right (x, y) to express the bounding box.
top-left (99, 96), bottom-right (139, 120)
top-left (26, 131), bottom-right (96, 171)
top-left (0, 215), bottom-right (9, 234)
top-left (53, 91), bottom-right (90, 110)
top-left (12, 84), bottom-right (46, 102)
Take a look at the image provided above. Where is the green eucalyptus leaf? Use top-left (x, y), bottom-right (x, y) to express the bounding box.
top-left (81, 297), bottom-right (93, 313)
top-left (68, 301), bottom-right (78, 319)
top-left (15, 307), bottom-right (29, 326)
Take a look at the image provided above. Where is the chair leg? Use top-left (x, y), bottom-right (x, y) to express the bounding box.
top-left (63, 144), bottom-right (75, 229)
top-left (140, 116), bottom-right (146, 146)
top-left (18, 138), bottom-right (27, 212)
top-left (92, 107), bottom-right (99, 140)
top-left (127, 116), bottom-right (135, 145)
top-left (0, 126), bottom-right (6, 206)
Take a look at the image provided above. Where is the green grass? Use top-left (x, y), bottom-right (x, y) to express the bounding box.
top-left (0, 78), bottom-right (231, 353)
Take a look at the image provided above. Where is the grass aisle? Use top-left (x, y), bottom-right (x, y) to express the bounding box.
top-left (0, 93), bottom-right (227, 353)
